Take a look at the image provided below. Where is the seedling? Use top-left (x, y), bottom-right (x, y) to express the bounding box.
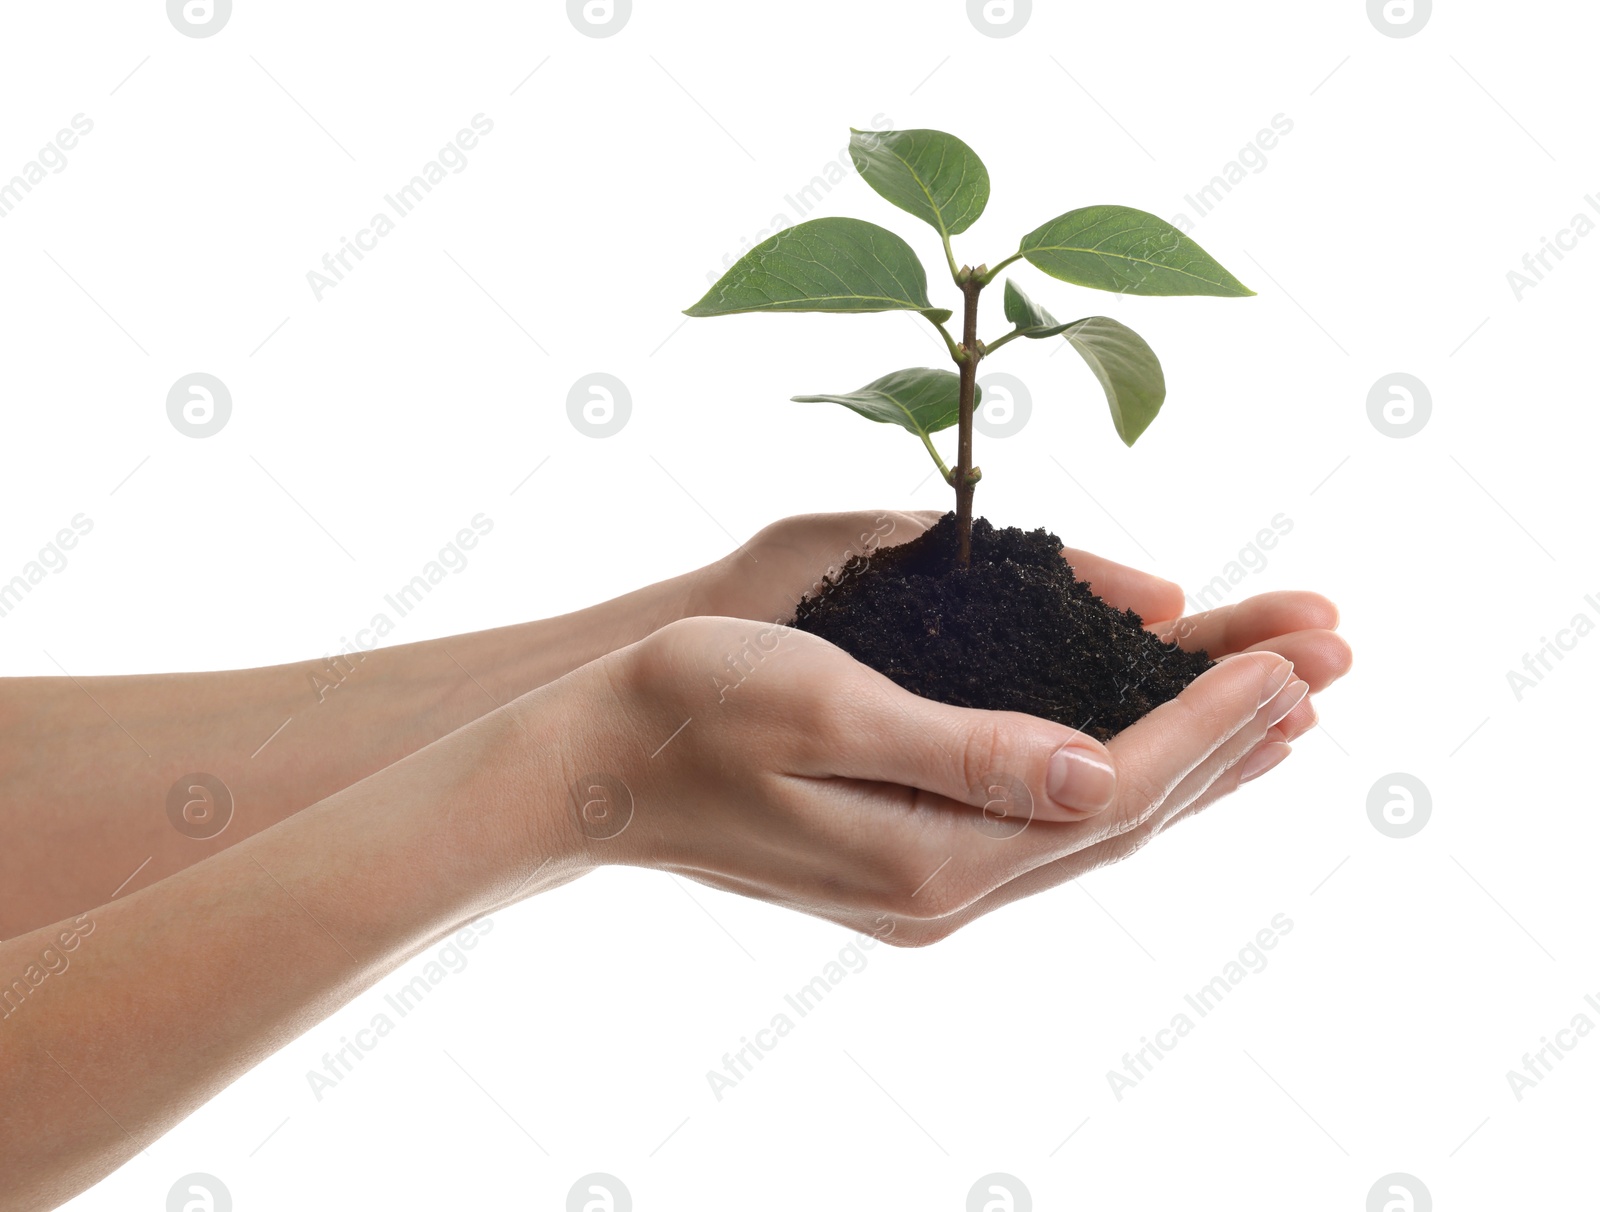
top-left (686, 127), bottom-right (1253, 565)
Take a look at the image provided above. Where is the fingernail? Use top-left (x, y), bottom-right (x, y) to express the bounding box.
top-left (1047, 745), bottom-right (1117, 815)
top-left (1262, 678), bottom-right (1309, 728)
top-left (1256, 657), bottom-right (1295, 708)
top-left (1239, 741), bottom-right (1292, 784)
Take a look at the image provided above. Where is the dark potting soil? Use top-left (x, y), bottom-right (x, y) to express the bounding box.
top-left (789, 513), bottom-right (1213, 742)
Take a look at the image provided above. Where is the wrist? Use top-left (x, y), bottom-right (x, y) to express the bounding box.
top-left (494, 623), bottom-right (701, 881)
top-left (457, 566), bottom-right (713, 705)
top-left (480, 661), bottom-right (635, 893)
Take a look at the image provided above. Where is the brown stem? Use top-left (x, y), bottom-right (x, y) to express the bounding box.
top-left (953, 275), bottom-right (984, 565)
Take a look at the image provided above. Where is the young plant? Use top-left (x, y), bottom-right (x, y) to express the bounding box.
top-left (685, 127), bottom-right (1254, 565)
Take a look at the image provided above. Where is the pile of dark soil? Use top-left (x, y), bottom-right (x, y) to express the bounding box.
top-left (790, 513), bottom-right (1212, 742)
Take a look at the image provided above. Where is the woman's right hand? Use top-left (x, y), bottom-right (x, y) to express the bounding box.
top-left (520, 612), bottom-right (1320, 946)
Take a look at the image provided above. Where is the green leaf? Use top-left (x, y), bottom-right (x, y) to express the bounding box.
top-left (848, 127), bottom-right (990, 240)
top-left (685, 217), bottom-right (935, 316)
top-left (1019, 205), bottom-right (1254, 297)
top-left (923, 307), bottom-right (954, 325)
top-left (999, 280), bottom-right (1166, 445)
top-left (1002, 278), bottom-right (1076, 338)
top-left (1064, 316), bottom-right (1168, 446)
top-left (792, 367), bottom-right (974, 451)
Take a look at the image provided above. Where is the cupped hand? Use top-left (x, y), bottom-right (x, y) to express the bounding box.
top-left (545, 578), bottom-right (1348, 944)
top-left (672, 510), bottom-right (1351, 941)
top-left (697, 507), bottom-right (1348, 759)
top-left (699, 509), bottom-right (1347, 698)
top-left (886, 543), bottom-right (1354, 941)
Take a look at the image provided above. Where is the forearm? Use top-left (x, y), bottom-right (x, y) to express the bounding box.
top-left (0, 569), bottom-right (700, 937)
top-left (0, 693), bottom-right (580, 1212)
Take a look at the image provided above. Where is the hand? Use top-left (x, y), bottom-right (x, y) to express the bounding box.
top-left (694, 511), bottom-right (1345, 702)
top-left (874, 542), bottom-right (1354, 939)
top-left (697, 507), bottom-right (1345, 750)
top-left (525, 591), bottom-right (1347, 945)
top-left (1067, 538), bottom-right (1350, 755)
top-left (686, 509), bottom-right (942, 626)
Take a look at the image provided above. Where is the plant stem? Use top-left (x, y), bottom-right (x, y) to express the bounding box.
top-left (924, 312), bottom-right (964, 363)
top-left (953, 274), bottom-right (984, 566)
top-left (941, 232), bottom-right (960, 283)
top-left (918, 430), bottom-right (951, 481)
top-left (981, 327), bottom-right (1025, 356)
top-left (977, 251), bottom-right (1024, 285)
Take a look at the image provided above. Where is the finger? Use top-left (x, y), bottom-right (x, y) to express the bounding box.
top-left (904, 672), bottom-right (1307, 935)
top-left (1155, 592), bottom-right (1341, 657)
top-left (1063, 673), bottom-right (1305, 868)
top-left (876, 510), bottom-right (943, 550)
top-left (1271, 692), bottom-right (1317, 743)
top-left (775, 667), bottom-right (1307, 946)
top-left (912, 678), bottom-right (1308, 934)
top-left (1036, 680), bottom-right (1310, 872)
top-left (719, 511), bottom-right (944, 623)
top-left (789, 648), bottom-right (1288, 934)
top-left (826, 670), bottom-right (1120, 824)
top-left (1093, 685), bottom-right (1305, 858)
top-left (1114, 675), bottom-right (1306, 842)
top-left (1236, 741), bottom-right (1293, 785)
top-left (1154, 736), bottom-right (1296, 841)
top-left (1237, 629), bottom-right (1353, 694)
top-left (985, 650), bottom-right (1294, 869)
top-left (1059, 546), bottom-right (1186, 623)
top-left (1094, 651), bottom-right (1294, 832)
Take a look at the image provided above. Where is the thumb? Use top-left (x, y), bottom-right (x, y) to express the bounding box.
top-left (833, 675), bottom-right (1118, 823)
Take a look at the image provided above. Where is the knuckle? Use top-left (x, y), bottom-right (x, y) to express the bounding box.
top-left (1180, 661), bottom-right (1268, 743)
top-left (1165, 681), bottom-right (1220, 738)
top-left (883, 862), bottom-right (960, 922)
top-left (1156, 800), bottom-right (1210, 837)
top-left (1113, 762), bottom-right (1171, 828)
top-left (784, 662), bottom-right (854, 754)
top-left (953, 717), bottom-right (1007, 806)
top-left (901, 884), bottom-right (955, 921)
top-left (1091, 834), bottom-right (1146, 875)
top-left (882, 923), bottom-right (942, 949)
top-left (882, 913), bottom-right (959, 947)
top-left (1104, 809), bottom-right (1147, 839)
top-left (1121, 828), bottom-right (1156, 860)
top-left (888, 857), bottom-right (985, 924)
top-left (1086, 823), bottom-right (1155, 873)
top-left (627, 616), bottom-right (704, 694)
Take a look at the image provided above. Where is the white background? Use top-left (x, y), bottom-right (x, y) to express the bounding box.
top-left (2, 1), bottom-right (1593, 1208)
